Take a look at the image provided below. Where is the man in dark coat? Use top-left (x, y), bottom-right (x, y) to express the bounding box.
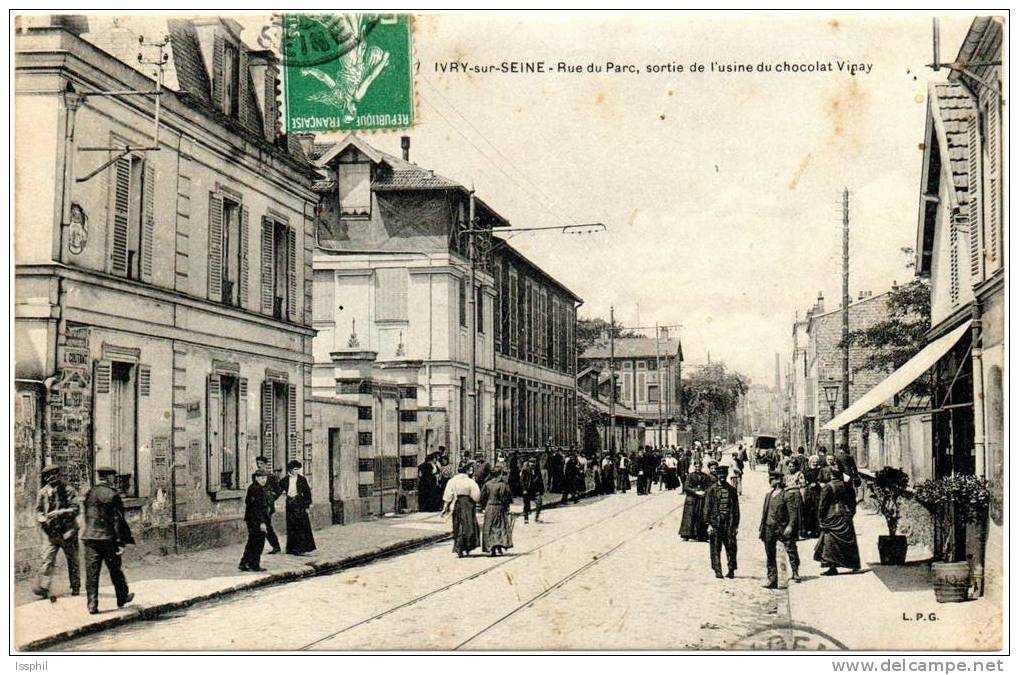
top-left (240, 470), bottom-right (272, 571)
top-left (520, 458), bottom-right (545, 524)
top-left (472, 454), bottom-right (492, 488)
top-left (705, 465), bottom-right (740, 578)
top-left (760, 470), bottom-right (800, 588)
top-left (255, 456), bottom-right (282, 553)
top-left (82, 466), bottom-right (134, 613)
top-left (561, 453), bottom-right (581, 504)
top-left (279, 460), bottom-right (316, 555)
top-left (32, 463), bottom-right (81, 599)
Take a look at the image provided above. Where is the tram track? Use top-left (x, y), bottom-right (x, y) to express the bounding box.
top-left (297, 493), bottom-right (674, 651)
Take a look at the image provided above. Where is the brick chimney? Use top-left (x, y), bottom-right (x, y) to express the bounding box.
top-left (401, 136), bottom-right (411, 161)
top-left (815, 291), bottom-right (825, 314)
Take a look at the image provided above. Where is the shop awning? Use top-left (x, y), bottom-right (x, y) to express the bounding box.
top-left (822, 319), bottom-right (972, 431)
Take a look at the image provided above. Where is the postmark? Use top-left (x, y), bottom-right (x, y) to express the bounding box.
top-left (731, 623), bottom-right (849, 650)
top-left (281, 13), bottom-right (414, 132)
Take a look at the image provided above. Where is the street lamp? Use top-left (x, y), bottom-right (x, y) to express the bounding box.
top-left (822, 381), bottom-right (840, 452)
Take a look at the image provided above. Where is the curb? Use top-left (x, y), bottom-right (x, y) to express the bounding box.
top-left (18, 531), bottom-right (451, 652)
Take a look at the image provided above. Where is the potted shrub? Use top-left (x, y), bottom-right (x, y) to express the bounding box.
top-left (913, 474), bottom-right (990, 603)
top-left (867, 466), bottom-right (910, 565)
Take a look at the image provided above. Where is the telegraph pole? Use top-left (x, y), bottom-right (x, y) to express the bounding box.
top-left (468, 189), bottom-right (480, 460)
top-left (841, 187), bottom-right (851, 452)
top-left (609, 305), bottom-right (616, 454)
top-left (655, 323), bottom-right (663, 448)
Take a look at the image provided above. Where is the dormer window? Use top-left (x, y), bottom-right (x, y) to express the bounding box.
top-left (223, 41), bottom-right (240, 118)
top-left (339, 161), bottom-right (371, 217)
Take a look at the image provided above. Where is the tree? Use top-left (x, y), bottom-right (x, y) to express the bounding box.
top-left (575, 316), bottom-right (642, 355)
top-left (682, 362), bottom-right (750, 442)
top-left (842, 248), bottom-right (931, 395)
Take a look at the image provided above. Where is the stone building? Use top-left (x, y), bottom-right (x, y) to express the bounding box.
top-left (803, 290), bottom-right (896, 452)
top-left (491, 241), bottom-right (581, 455)
top-left (14, 16), bottom-right (318, 572)
top-left (578, 335), bottom-right (683, 445)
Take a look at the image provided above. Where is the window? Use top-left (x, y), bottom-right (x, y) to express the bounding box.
top-left (221, 198), bottom-right (242, 306)
top-left (219, 375), bottom-right (240, 489)
top-left (508, 269), bottom-right (518, 356)
top-left (637, 373), bottom-right (647, 403)
top-left (459, 277), bottom-right (467, 327)
top-left (622, 373), bottom-right (632, 402)
top-left (648, 384), bottom-right (661, 403)
top-left (261, 217), bottom-right (295, 321)
top-left (223, 41), bottom-right (240, 117)
top-left (109, 155), bottom-right (154, 282)
top-left (261, 380), bottom-right (295, 474)
top-left (375, 268), bottom-right (408, 321)
top-left (339, 162), bottom-right (371, 217)
top-left (110, 362), bottom-right (138, 496)
top-left (637, 360), bottom-right (647, 370)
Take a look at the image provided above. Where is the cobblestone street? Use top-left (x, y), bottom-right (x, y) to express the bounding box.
top-left (56, 463), bottom-right (784, 651)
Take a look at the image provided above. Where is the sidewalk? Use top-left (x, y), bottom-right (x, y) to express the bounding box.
top-left (785, 485), bottom-right (1003, 650)
top-left (14, 491), bottom-right (587, 651)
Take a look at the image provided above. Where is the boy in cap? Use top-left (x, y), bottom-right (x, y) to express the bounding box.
top-left (82, 466), bottom-right (134, 613)
top-left (705, 464), bottom-right (740, 578)
top-left (240, 470), bottom-right (272, 572)
top-left (32, 464), bottom-right (80, 599)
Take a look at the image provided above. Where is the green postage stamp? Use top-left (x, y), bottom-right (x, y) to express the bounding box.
top-left (281, 14), bottom-right (414, 133)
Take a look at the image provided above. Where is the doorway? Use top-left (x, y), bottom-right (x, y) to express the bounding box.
top-left (328, 428), bottom-right (343, 524)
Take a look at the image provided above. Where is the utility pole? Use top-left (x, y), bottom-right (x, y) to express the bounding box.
top-left (468, 189), bottom-right (480, 461)
top-left (841, 187), bottom-right (851, 452)
top-left (609, 305), bottom-right (616, 454)
top-left (655, 323), bottom-right (663, 448)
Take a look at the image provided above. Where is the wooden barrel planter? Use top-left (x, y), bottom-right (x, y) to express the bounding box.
top-left (931, 561), bottom-right (970, 603)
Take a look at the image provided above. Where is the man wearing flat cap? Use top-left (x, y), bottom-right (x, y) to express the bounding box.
top-left (82, 466), bottom-right (134, 613)
top-left (32, 464), bottom-right (81, 599)
top-left (704, 464), bottom-right (740, 579)
top-left (759, 469), bottom-right (800, 589)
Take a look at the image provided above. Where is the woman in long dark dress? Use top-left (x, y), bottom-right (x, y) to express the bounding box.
top-left (479, 467), bottom-right (514, 556)
top-left (279, 460), bottom-right (316, 555)
top-left (814, 467), bottom-right (861, 574)
top-left (508, 453), bottom-right (522, 498)
top-left (442, 466), bottom-right (481, 557)
top-left (679, 460), bottom-right (712, 541)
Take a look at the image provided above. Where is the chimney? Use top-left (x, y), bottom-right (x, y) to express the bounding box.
top-left (249, 50), bottom-right (280, 145)
top-left (891, 279), bottom-right (899, 290)
top-left (815, 291), bottom-right (825, 314)
top-left (51, 15), bottom-right (89, 35)
top-left (401, 136), bottom-right (411, 161)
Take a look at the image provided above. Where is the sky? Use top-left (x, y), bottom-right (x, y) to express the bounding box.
top-left (242, 12), bottom-right (974, 385)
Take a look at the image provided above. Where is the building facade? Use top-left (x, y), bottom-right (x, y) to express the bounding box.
top-left (490, 242), bottom-right (581, 455)
top-left (14, 17), bottom-right (318, 572)
top-left (914, 16), bottom-right (1003, 598)
top-left (578, 335), bottom-right (683, 445)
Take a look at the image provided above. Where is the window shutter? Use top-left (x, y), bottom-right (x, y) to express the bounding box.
top-left (239, 206), bottom-right (250, 307)
top-left (110, 156), bottom-right (131, 276)
top-left (949, 215), bottom-right (959, 306)
top-left (212, 33), bottom-right (225, 112)
top-left (985, 102), bottom-right (1000, 266)
top-left (287, 382), bottom-right (298, 463)
top-left (141, 163), bottom-right (155, 282)
top-left (286, 227), bottom-right (297, 322)
top-left (208, 193), bottom-right (224, 302)
top-left (966, 115), bottom-right (984, 282)
top-left (207, 374), bottom-right (222, 492)
top-left (261, 381), bottom-right (275, 466)
top-left (238, 48), bottom-right (251, 128)
top-left (238, 377), bottom-right (249, 482)
top-left (138, 365), bottom-right (151, 397)
top-left (375, 268), bottom-right (408, 321)
top-left (93, 360), bottom-right (112, 471)
top-left (260, 217), bottom-right (274, 314)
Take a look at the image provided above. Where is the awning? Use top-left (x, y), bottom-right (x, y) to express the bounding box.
top-left (822, 319), bottom-right (972, 431)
